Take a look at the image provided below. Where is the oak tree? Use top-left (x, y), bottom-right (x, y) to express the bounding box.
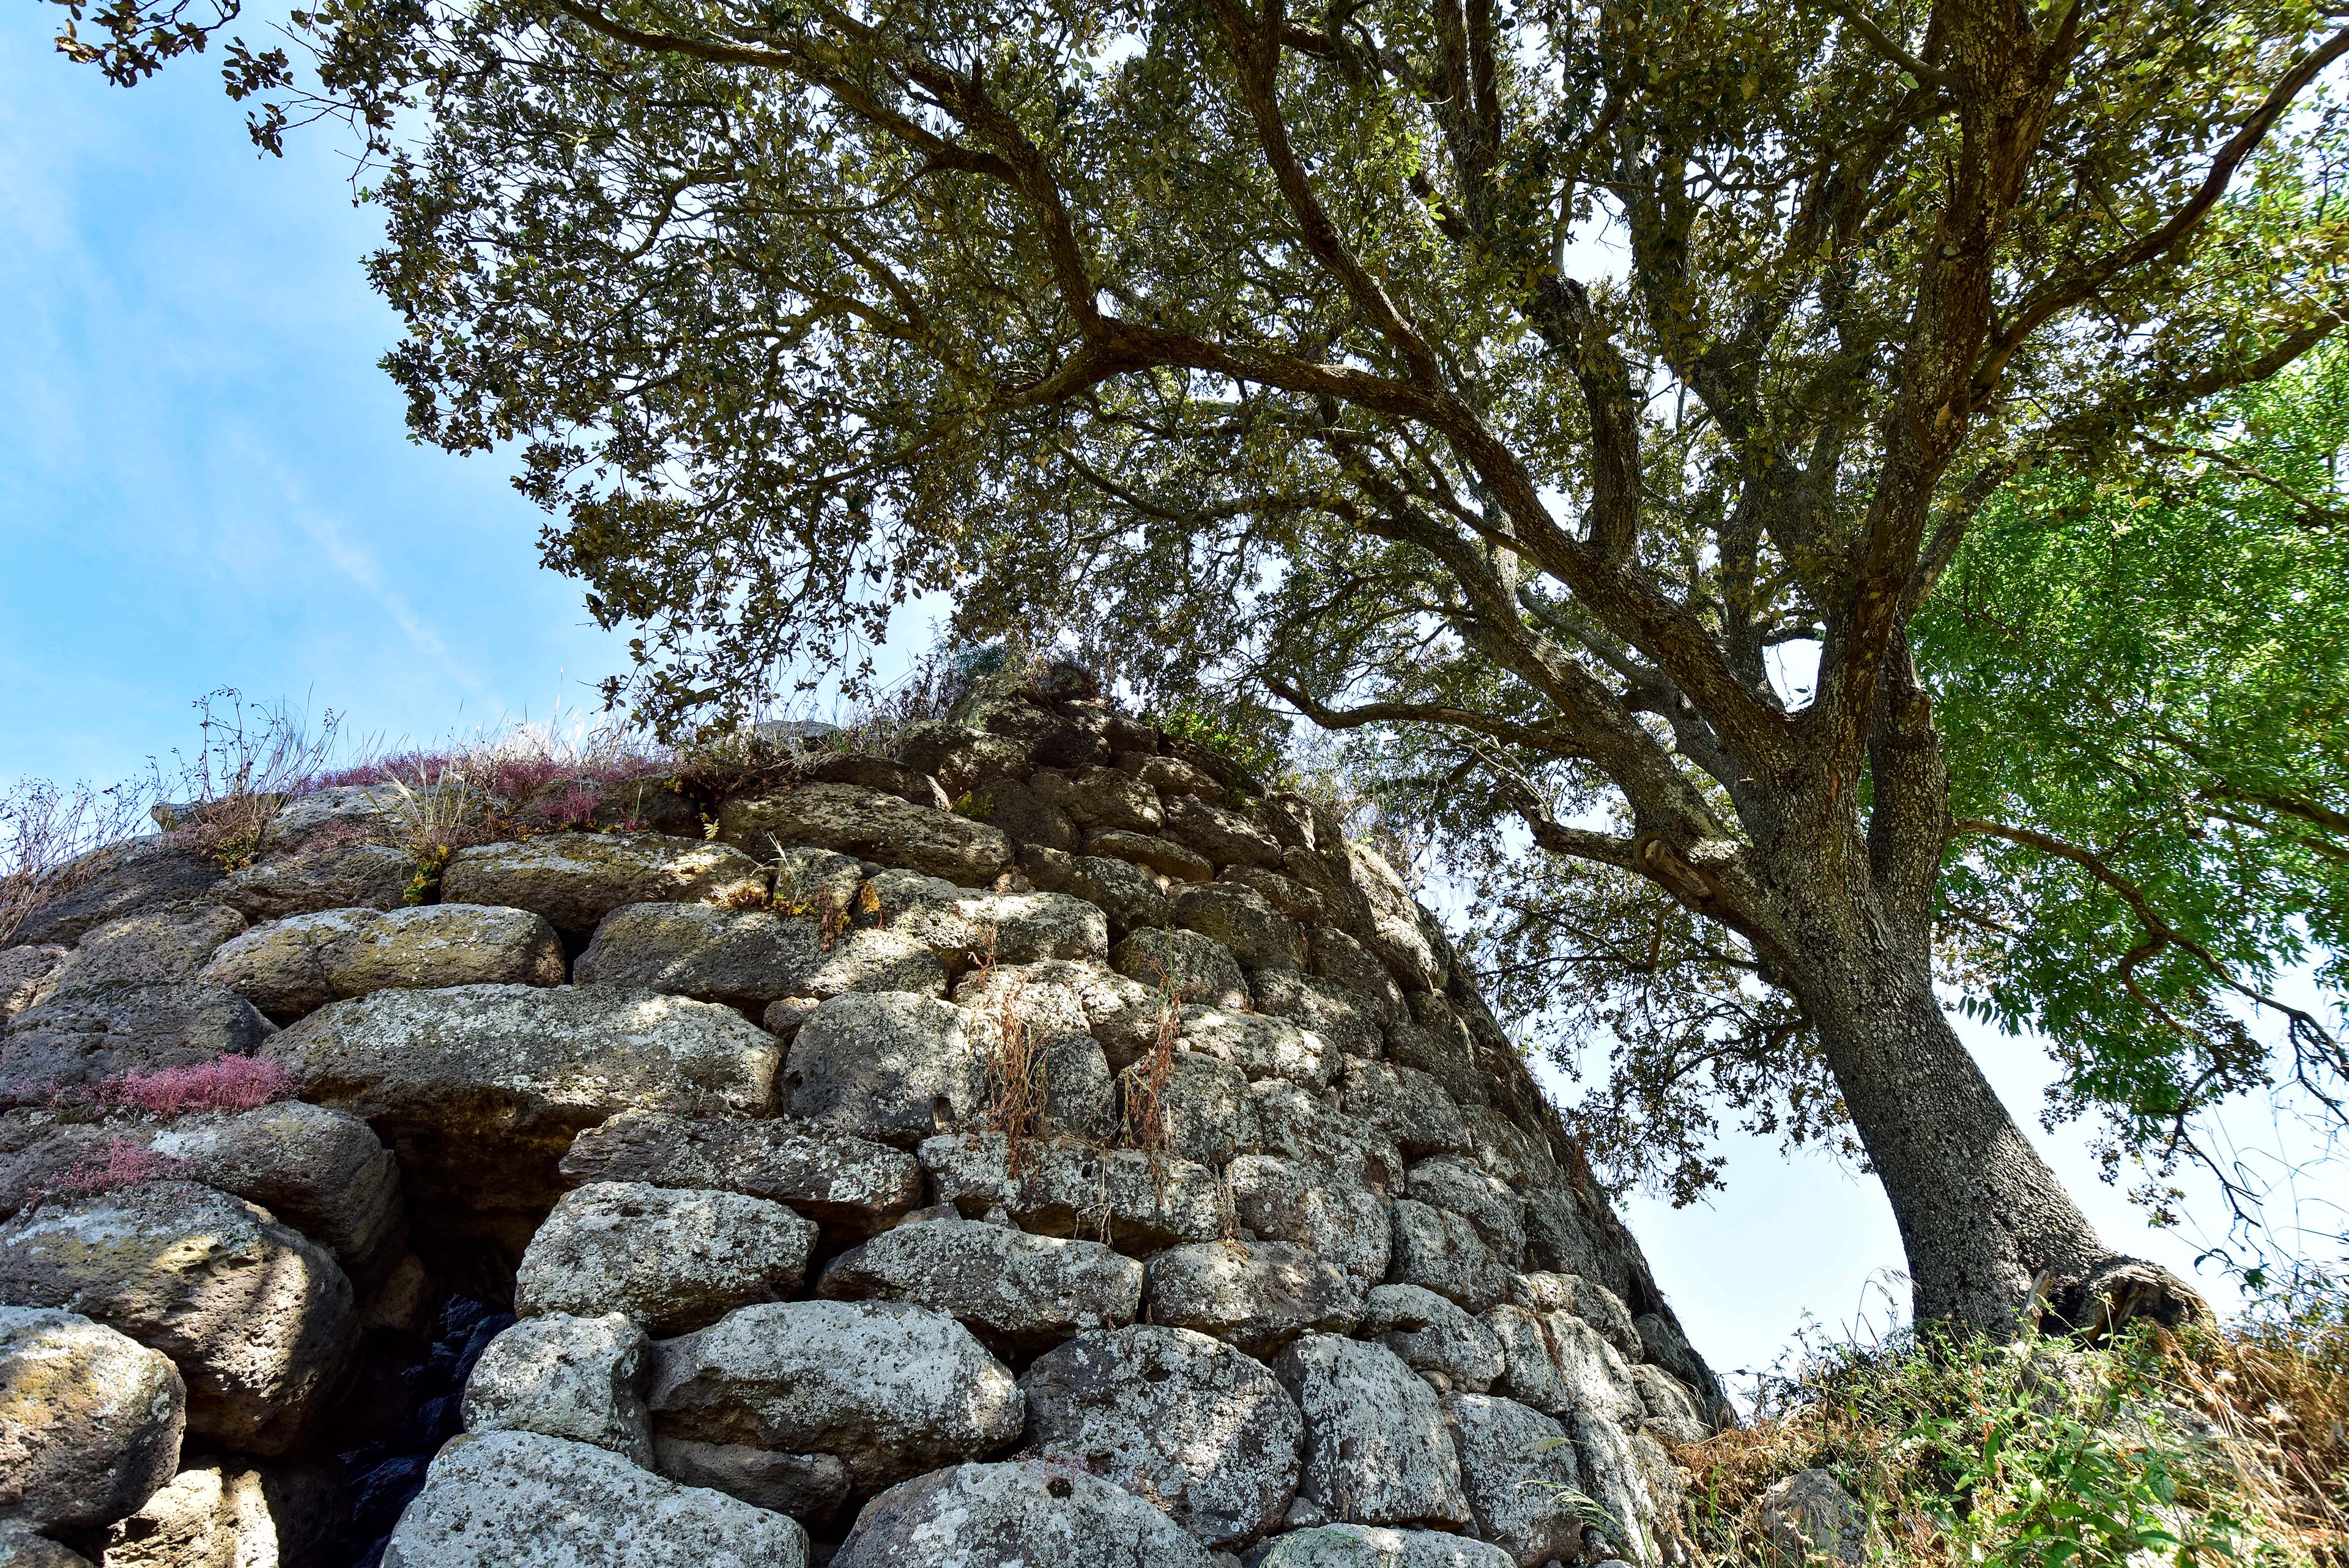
top-left (42, 0), bottom-right (2349, 1326)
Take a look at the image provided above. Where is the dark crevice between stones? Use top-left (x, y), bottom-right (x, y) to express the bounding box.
top-left (324, 1293), bottom-right (514, 1568)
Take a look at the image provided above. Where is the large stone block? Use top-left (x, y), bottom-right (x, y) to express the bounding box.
top-left (1249, 968), bottom-right (1383, 1061)
top-left (217, 842), bottom-right (416, 921)
top-left (718, 782), bottom-right (1012, 886)
top-left (1019, 847), bottom-right (1167, 932)
top-left (817, 1217), bottom-right (1141, 1354)
top-left (1116, 1049), bottom-right (1255, 1167)
top-left (780, 992), bottom-right (989, 1150)
top-left (1168, 883), bottom-right (1304, 970)
top-left (558, 1110), bottom-right (921, 1236)
top-left (461, 1312), bottom-right (653, 1466)
top-left (1028, 768), bottom-right (1164, 832)
top-left (1109, 929), bottom-right (1248, 1009)
top-left (1162, 795), bottom-right (1283, 869)
top-left (1441, 1392), bottom-right (1584, 1567)
top-left (1226, 1154), bottom-right (1392, 1288)
top-left (1176, 1005), bottom-right (1334, 1090)
top-left (1145, 1243), bottom-right (1363, 1359)
top-left (831, 1460), bottom-right (1217, 1568)
top-left (1389, 1200), bottom-right (1508, 1313)
top-left (439, 834), bottom-right (765, 935)
top-left (574, 902), bottom-right (946, 1005)
top-left (647, 1299), bottom-right (1023, 1490)
top-left (100, 1458), bottom-right (342, 1568)
top-left (15, 845), bottom-right (225, 949)
top-left (380, 1430), bottom-right (808, 1568)
top-left (0, 1183), bottom-right (354, 1455)
top-left (1405, 1157), bottom-right (1525, 1271)
top-left (1, 984), bottom-right (273, 1099)
top-left (516, 1181), bottom-right (815, 1335)
top-left (35, 907), bottom-right (248, 1001)
top-left (0, 1307), bottom-right (184, 1533)
top-left (1270, 1334), bottom-right (1472, 1529)
top-left (1020, 1325), bottom-right (1301, 1550)
top-left (1362, 1285), bottom-right (1503, 1394)
top-left (1255, 1525), bottom-right (1516, 1567)
top-left (919, 1132), bottom-right (1223, 1252)
top-left (266, 984), bottom-right (779, 1209)
top-left (1342, 1057), bottom-right (1471, 1160)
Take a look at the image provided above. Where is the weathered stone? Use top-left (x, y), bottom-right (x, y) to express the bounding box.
top-left (1113, 931), bottom-right (1259, 1006)
top-left (380, 1430), bottom-right (809, 1568)
top-left (896, 721), bottom-right (1034, 797)
top-left (558, 1110), bottom-right (921, 1236)
top-left (1757, 1468), bottom-right (1866, 1566)
top-left (1565, 1406), bottom-right (1655, 1564)
top-left (1021, 1325), bottom-right (1301, 1550)
top-left (100, 1458), bottom-right (342, 1568)
top-left (1480, 1307), bottom-right (1569, 1418)
top-left (1126, 753), bottom-right (1215, 797)
top-left (323, 904), bottom-right (568, 995)
top-left (1361, 1286), bottom-right (1502, 1394)
top-left (1020, 847), bottom-right (1168, 931)
top-left (462, 1312), bottom-right (653, 1465)
top-left (951, 959), bottom-right (1169, 1071)
top-left (1635, 1312), bottom-right (1725, 1425)
top-left (1084, 827), bottom-right (1214, 883)
top-left (267, 984), bottom-right (779, 1210)
top-left (1457, 1105), bottom-right (1559, 1187)
top-left (439, 833), bottom-right (766, 935)
top-left (0, 949), bottom-right (67, 1024)
top-left (833, 1460), bottom-right (1218, 1568)
top-left (649, 1439), bottom-right (850, 1525)
top-left (870, 873), bottom-right (1110, 967)
top-left (719, 782), bottom-right (1012, 886)
top-left (1539, 1311), bottom-right (1642, 1424)
top-left (1162, 795), bottom-right (1283, 869)
top-left (1030, 768), bottom-right (1164, 832)
top-left (193, 910), bottom-right (373, 1022)
top-left (1303, 925), bottom-right (1406, 1021)
top-left (0, 1526), bottom-right (91, 1567)
top-left (218, 842), bottom-right (416, 921)
top-left (1169, 883), bottom-right (1305, 970)
top-left (1398, 1169), bottom-right (1517, 1276)
top-left (144, 1100), bottom-right (406, 1281)
top-left (1630, 1364), bottom-right (1706, 1444)
top-left (1261, 1526), bottom-right (1515, 1567)
top-left (970, 778), bottom-right (1082, 853)
top-left (1342, 1058), bottom-right (1471, 1160)
top-left (1441, 1394), bottom-right (1584, 1567)
top-left (256, 784), bottom-right (407, 853)
top-left (781, 992), bottom-right (989, 1150)
top-left (0, 1183), bottom-right (354, 1455)
top-left (647, 1299), bottom-right (1023, 1490)
top-left (16, 845), bottom-right (225, 949)
top-left (1226, 1155), bottom-right (1391, 1288)
top-left (2, 984), bottom-right (273, 1099)
top-left (574, 902), bottom-right (946, 1005)
top-left (516, 1180), bottom-right (815, 1335)
top-left (801, 752), bottom-right (951, 809)
top-left (818, 1217), bottom-right (1141, 1353)
top-left (1249, 1081), bottom-right (1403, 1192)
top-left (920, 1132), bottom-right (1223, 1252)
top-left (1146, 1243), bottom-right (1363, 1359)
top-left (1249, 970), bottom-right (1382, 1062)
top-left (36, 907), bottom-right (248, 1001)
top-left (1271, 1334), bottom-right (1471, 1528)
top-left (1511, 1272), bottom-right (1640, 1361)
top-left (1523, 1187), bottom-right (1613, 1284)
top-left (1177, 1006), bottom-right (1335, 1090)
top-left (1389, 1202), bottom-right (1507, 1313)
top-left (0, 1307), bottom-right (184, 1533)
top-left (1219, 866), bottom-right (1327, 923)
top-left (1118, 1050), bottom-right (1255, 1166)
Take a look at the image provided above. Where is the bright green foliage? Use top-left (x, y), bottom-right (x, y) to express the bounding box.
top-left (1918, 347), bottom-right (2349, 1211)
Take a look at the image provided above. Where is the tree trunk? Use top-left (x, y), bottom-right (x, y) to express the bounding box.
top-left (1792, 935), bottom-right (2109, 1332)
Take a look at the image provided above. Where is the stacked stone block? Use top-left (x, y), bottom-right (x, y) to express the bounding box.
top-left (0, 674), bottom-right (1721, 1567)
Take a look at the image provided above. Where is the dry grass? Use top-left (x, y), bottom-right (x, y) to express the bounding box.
top-left (1674, 1279), bottom-right (2349, 1568)
top-left (0, 777), bottom-right (154, 946)
top-left (973, 947), bottom-right (1054, 1177)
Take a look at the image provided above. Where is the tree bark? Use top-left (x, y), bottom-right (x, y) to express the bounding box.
top-left (1789, 929), bottom-right (2109, 1332)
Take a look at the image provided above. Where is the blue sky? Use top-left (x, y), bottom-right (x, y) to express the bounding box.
top-left (3, 13), bottom-right (2338, 1389)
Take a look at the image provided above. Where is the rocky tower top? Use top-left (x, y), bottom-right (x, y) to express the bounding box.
top-left (0, 671), bottom-right (1723, 1568)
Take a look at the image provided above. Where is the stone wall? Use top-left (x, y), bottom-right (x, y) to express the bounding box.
top-left (0, 671), bottom-right (1723, 1568)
